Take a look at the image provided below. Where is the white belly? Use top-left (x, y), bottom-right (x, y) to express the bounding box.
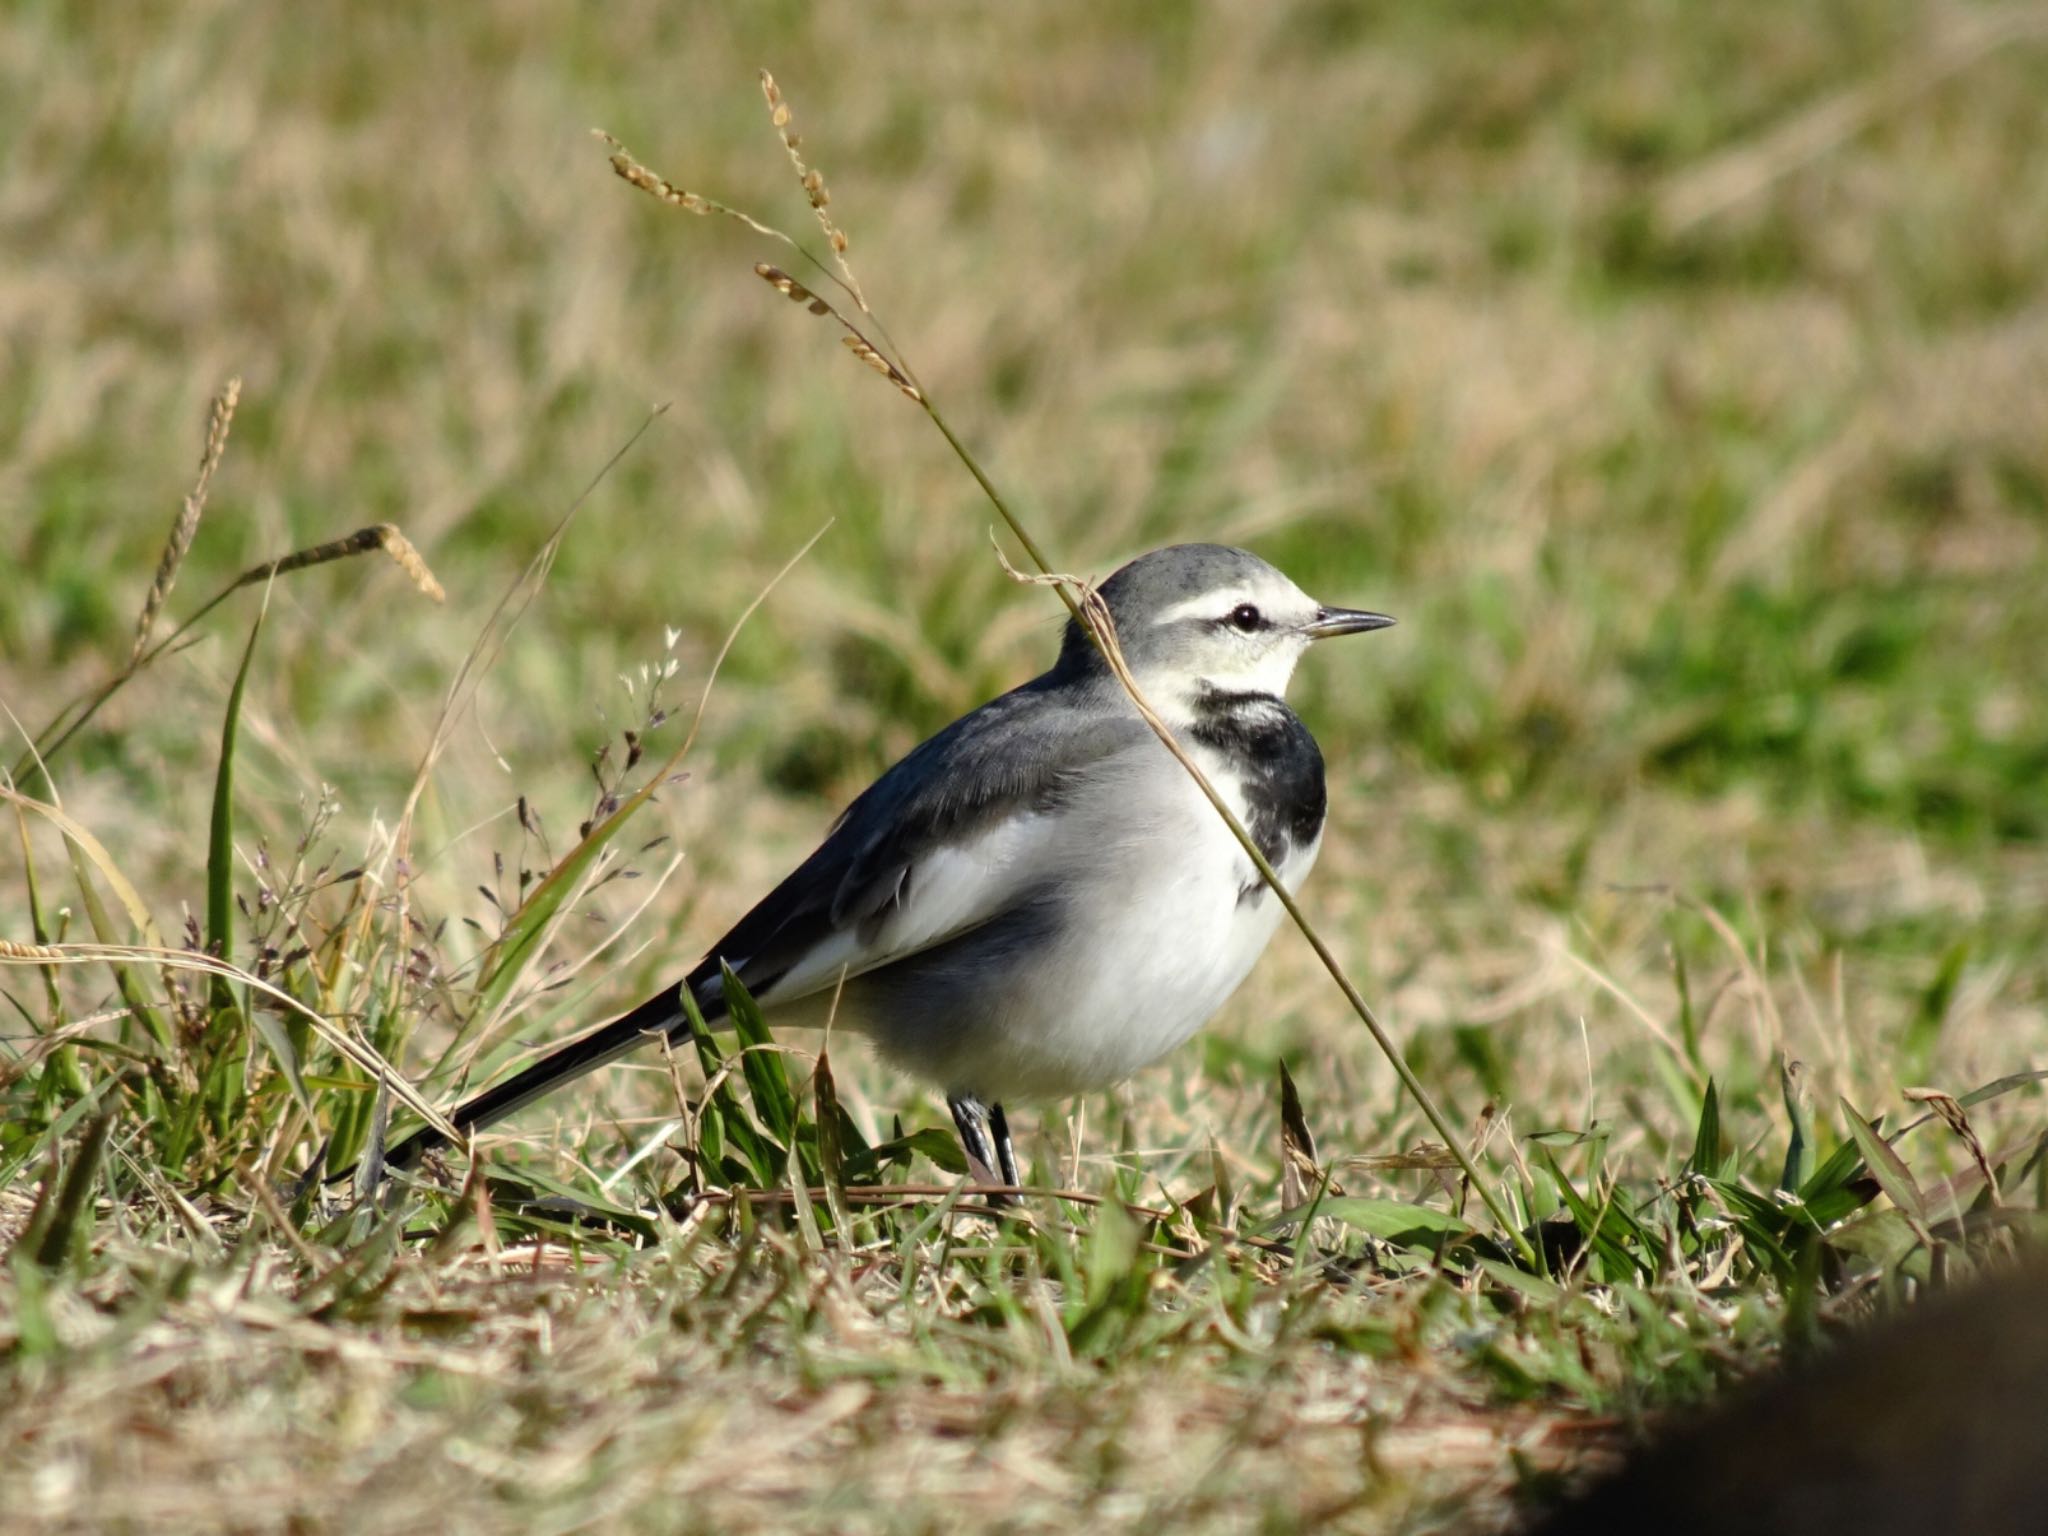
top-left (840, 744), bottom-right (1322, 1101)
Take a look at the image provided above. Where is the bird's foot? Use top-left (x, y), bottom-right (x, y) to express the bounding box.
top-left (989, 1101), bottom-right (1020, 1189)
top-left (948, 1093), bottom-right (1018, 1206)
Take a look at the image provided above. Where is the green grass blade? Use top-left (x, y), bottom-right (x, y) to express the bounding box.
top-left (471, 819), bottom-right (631, 1025)
top-left (7, 787), bottom-right (175, 1056)
top-left (30, 1100), bottom-right (117, 1271)
top-left (679, 984), bottom-right (723, 1077)
top-left (841, 1127), bottom-right (964, 1180)
top-left (1266, 1196), bottom-right (1472, 1252)
top-left (721, 964), bottom-right (797, 1149)
top-left (207, 601), bottom-right (265, 1013)
top-left (1954, 1068), bottom-right (2048, 1112)
top-left (13, 804), bottom-right (86, 1100)
top-left (482, 1165), bottom-right (659, 1238)
top-left (62, 838), bottom-right (172, 1056)
top-left (248, 1006), bottom-right (314, 1121)
top-left (472, 669), bottom-right (717, 1028)
top-left (1803, 1182), bottom-right (1882, 1229)
top-left (1672, 939), bottom-right (1702, 1077)
top-left (1536, 1147), bottom-right (1647, 1282)
top-left (812, 1047), bottom-right (854, 1239)
top-left (1798, 1134), bottom-right (1864, 1203)
top-left (1688, 1077), bottom-right (1723, 1177)
top-left (13, 806), bottom-right (64, 1012)
top-left (1779, 1058), bottom-right (1814, 1193)
top-left (679, 984), bottom-right (781, 1186)
top-left (1475, 1256), bottom-right (1564, 1303)
top-left (1840, 1098), bottom-right (1930, 1235)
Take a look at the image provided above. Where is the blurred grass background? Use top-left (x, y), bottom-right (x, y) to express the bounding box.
top-left (7, 0), bottom-right (2042, 1080)
top-left (3, 1), bottom-right (2047, 1528)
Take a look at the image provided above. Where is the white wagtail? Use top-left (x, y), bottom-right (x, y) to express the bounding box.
top-left (384, 544), bottom-right (1392, 1184)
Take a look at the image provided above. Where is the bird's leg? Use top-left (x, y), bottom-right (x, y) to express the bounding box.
top-left (947, 1093), bottom-right (1011, 1202)
top-left (989, 1101), bottom-right (1020, 1189)
top-left (948, 1092), bottom-right (999, 1182)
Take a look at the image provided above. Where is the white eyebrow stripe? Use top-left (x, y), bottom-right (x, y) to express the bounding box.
top-left (1152, 590), bottom-right (1253, 627)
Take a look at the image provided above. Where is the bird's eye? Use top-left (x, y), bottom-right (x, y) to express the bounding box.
top-left (1227, 603), bottom-right (1263, 632)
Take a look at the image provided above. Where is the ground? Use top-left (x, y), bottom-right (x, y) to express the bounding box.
top-left (2, 3), bottom-right (2046, 1532)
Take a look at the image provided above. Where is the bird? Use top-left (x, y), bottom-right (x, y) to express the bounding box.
top-left (380, 544), bottom-right (1393, 1187)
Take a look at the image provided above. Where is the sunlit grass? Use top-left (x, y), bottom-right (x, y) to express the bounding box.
top-left (3, 4), bottom-right (2047, 1531)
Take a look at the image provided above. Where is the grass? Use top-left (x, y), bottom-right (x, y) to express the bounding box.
top-left (4, 3), bottom-right (2048, 1531)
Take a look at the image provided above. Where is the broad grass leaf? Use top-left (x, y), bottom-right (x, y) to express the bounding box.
top-left (842, 1127), bottom-right (964, 1179)
top-left (483, 1163), bottom-right (659, 1240)
top-left (1688, 1077), bottom-right (1723, 1177)
top-left (1268, 1196), bottom-right (1473, 1253)
top-left (1841, 1098), bottom-right (1930, 1233)
top-left (722, 964), bottom-right (798, 1148)
top-left (247, 1005), bottom-right (314, 1121)
top-left (785, 1127), bottom-right (824, 1252)
top-left (1065, 1199), bottom-right (1149, 1357)
top-left (1825, 1206), bottom-right (1920, 1270)
top-left (1955, 1068), bottom-right (2048, 1112)
top-left (1702, 1178), bottom-right (1796, 1279)
top-left (1798, 1135), bottom-right (1866, 1206)
top-left (679, 984), bottom-right (782, 1186)
top-left (1475, 1256), bottom-right (1564, 1303)
top-left (1537, 1147), bottom-right (1650, 1283)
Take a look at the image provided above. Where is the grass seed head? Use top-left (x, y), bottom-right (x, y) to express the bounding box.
top-left (131, 375), bottom-right (241, 664)
top-left (755, 263), bottom-right (816, 305)
top-left (840, 333), bottom-right (923, 402)
top-left (227, 523), bottom-right (445, 603)
top-left (374, 525), bottom-right (447, 603)
top-left (751, 264), bottom-right (920, 401)
top-left (599, 131), bottom-right (711, 216)
top-left (595, 129), bottom-right (797, 247)
top-left (757, 70), bottom-right (863, 305)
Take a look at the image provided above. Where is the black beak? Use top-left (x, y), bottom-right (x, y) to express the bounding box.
top-left (1302, 606), bottom-right (1396, 640)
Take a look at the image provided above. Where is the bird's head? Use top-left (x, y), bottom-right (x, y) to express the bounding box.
top-left (1056, 544), bottom-right (1393, 706)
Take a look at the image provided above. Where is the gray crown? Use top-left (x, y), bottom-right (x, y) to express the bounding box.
top-left (1056, 544), bottom-right (1280, 672)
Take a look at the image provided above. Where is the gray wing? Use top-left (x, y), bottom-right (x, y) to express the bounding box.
top-left (686, 672), bottom-right (1147, 1006)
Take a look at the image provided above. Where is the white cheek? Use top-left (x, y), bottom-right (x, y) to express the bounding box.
top-left (1222, 637), bottom-right (1307, 695)
top-left (1251, 644), bottom-right (1307, 694)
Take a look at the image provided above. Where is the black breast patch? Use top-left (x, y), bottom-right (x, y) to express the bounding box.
top-left (1186, 688), bottom-right (1327, 904)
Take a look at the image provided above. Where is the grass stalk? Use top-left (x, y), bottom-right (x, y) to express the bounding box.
top-left (17, 524), bottom-right (443, 785)
top-left (602, 99), bottom-right (1535, 1262)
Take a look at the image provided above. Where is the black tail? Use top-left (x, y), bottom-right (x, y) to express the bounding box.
top-left (378, 978), bottom-right (706, 1173)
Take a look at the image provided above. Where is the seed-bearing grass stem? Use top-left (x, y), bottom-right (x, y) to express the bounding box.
top-left (602, 96), bottom-right (1535, 1264)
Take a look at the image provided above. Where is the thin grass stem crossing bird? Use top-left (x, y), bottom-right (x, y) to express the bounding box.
top-left (383, 544), bottom-right (1392, 1185)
